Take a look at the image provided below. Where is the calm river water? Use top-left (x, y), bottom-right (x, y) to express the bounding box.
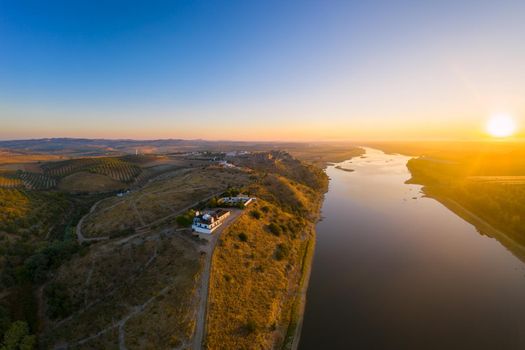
top-left (299, 148), bottom-right (525, 350)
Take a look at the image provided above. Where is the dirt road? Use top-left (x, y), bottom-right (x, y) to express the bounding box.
top-left (192, 209), bottom-right (243, 349)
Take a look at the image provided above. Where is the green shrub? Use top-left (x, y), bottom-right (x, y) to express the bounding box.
top-left (250, 210), bottom-right (262, 220)
top-left (1, 321), bottom-right (36, 350)
top-left (245, 319), bottom-right (257, 334)
top-left (238, 232), bottom-right (248, 242)
top-left (176, 210), bottom-right (195, 227)
top-left (267, 222), bottom-right (282, 236)
top-left (45, 282), bottom-right (74, 320)
top-left (274, 243), bottom-right (289, 261)
top-left (208, 197), bottom-right (218, 208)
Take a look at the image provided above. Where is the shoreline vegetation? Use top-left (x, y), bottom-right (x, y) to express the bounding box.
top-left (422, 188), bottom-right (525, 264)
top-left (284, 227), bottom-right (316, 350)
top-left (385, 141), bottom-right (525, 265)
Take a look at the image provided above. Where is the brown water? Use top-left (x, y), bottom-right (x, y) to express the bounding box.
top-left (299, 148), bottom-right (525, 350)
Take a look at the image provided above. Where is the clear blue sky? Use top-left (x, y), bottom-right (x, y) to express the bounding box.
top-left (1, 0), bottom-right (524, 140)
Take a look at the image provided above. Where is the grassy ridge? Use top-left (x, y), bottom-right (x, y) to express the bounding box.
top-left (206, 151), bottom-right (327, 349)
top-left (206, 200), bottom-right (315, 349)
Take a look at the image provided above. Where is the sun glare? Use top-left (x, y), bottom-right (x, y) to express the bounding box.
top-left (486, 114), bottom-right (516, 138)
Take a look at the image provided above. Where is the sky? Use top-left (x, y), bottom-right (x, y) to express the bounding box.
top-left (1, 0), bottom-right (525, 141)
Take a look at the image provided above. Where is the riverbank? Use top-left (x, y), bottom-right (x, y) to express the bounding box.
top-left (204, 151), bottom-right (329, 349)
top-left (299, 148), bottom-right (525, 350)
top-left (282, 230), bottom-right (316, 350)
top-left (423, 187), bottom-right (525, 263)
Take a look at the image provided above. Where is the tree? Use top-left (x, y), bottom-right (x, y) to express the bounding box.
top-left (245, 319), bottom-right (257, 334)
top-left (176, 210), bottom-right (195, 227)
top-left (267, 223), bottom-right (282, 236)
top-left (250, 210), bottom-right (262, 220)
top-left (0, 307), bottom-right (10, 339)
top-left (45, 282), bottom-right (73, 320)
top-left (208, 197), bottom-right (218, 208)
top-left (1, 321), bottom-right (35, 350)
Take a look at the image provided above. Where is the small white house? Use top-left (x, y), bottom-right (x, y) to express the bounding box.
top-left (218, 160), bottom-right (236, 168)
top-left (218, 196), bottom-right (256, 207)
top-left (192, 209), bottom-right (231, 234)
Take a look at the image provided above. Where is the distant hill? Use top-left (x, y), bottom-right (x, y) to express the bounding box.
top-left (0, 138), bottom-right (301, 157)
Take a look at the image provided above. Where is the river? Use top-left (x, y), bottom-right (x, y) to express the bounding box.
top-left (299, 148), bottom-right (525, 350)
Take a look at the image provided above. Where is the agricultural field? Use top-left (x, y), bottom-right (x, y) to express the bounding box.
top-left (0, 155), bottom-right (187, 192)
top-left (58, 172), bottom-right (126, 193)
top-left (0, 173), bottom-right (23, 188)
top-left (19, 172), bottom-right (56, 190)
top-left (42, 157), bottom-right (142, 183)
top-left (42, 158), bottom-right (99, 177)
top-left (81, 166), bottom-right (252, 239)
top-left (89, 158), bottom-right (141, 182)
top-left (0, 171), bottom-right (56, 190)
top-left (0, 150), bottom-right (62, 165)
top-left (130, 157), bottom-right (204, 189)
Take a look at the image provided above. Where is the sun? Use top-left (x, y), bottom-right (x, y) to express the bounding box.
top-left (486, 114), bottom-right (516, 138)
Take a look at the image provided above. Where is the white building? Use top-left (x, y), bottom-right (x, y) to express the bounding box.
top-left (218, 160), bottom-right (236, 168)
top-left (192, 209), bottom-right (231, 234)
top-left (225, 151), bottom-right (250, 157)
top-left (218, 196), bottom-right (255, 207)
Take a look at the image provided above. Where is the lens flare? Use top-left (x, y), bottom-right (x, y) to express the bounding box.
top-left (486, 114), bottom-right (516, 138)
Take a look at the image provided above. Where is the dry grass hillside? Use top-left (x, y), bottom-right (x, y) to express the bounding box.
top-left (41, 230), bottom-right (203, 349)
top-left (81, 167), bottom-right (251, 238)
top-left (206, 151), bottom-right (327, 349)
top-left (255, 174), bottom-right (319, 219)
top-left (285, 144), bottom-right (364, 167)
top-left (231, 151), bottom-right (327, 190)
top-left (206, 199), bottom-right (315, 350)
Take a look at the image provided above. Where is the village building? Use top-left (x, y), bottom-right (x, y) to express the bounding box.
top-left (218, 195), bottom-right (256, 207)
top-left (218, 160), bottom-right (236, 168)
top-left (225, 150), bottom-right (250, 157)
top-left (192, 209), bottom-right (231, 234)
